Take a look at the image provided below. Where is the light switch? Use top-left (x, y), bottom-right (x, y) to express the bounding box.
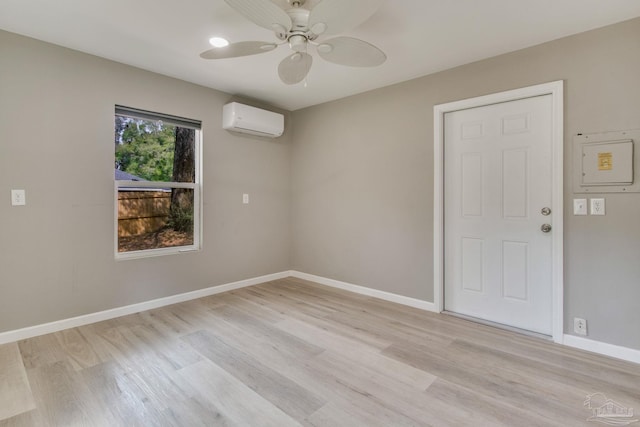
top-left (11, 189), bottom-right (26, 206)
top-left (243, 193), bottom-right (249, 204)
top-left (590, 198), bottom-right (605, 215)
top-left (573, 199), bottom-right (587, 215)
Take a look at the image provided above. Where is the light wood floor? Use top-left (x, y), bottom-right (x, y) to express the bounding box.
top-left (1, 278), bottom-right (639, 426)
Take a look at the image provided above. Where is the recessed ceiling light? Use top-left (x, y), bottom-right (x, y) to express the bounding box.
top-left (209, 37), bottom-right (229, 48)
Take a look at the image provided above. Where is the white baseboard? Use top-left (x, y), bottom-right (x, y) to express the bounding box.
top-left (0, 271), bottom-right (290, 345)
top-left (563, 334), bottom-right (640, 365)
top-left (3, 269), bottom-right (638, 365)
top-left (289, 271), bottom-right (438, 313)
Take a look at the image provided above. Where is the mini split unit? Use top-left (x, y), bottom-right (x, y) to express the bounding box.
top-left (222, 102), bottom-right (284, 138)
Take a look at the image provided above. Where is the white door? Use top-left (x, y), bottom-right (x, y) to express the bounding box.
top-left (444, 95), bottom-right (553, 335)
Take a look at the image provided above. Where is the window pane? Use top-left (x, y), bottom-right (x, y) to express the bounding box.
top-left (118, 187), bottom-right (194, 253)
top-left (114, 106), bottom-right (200, 258)
top-left (114, 117), bottom-right (195, 183)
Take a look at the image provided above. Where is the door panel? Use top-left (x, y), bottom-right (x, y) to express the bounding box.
top-left (502, 240), bottom-right (528, 301)
top-left (503, 149), bottom-right (528, 218)
top-left (461, 153), bottom-right (483, 217)
top-left (444, 95), bottom-right (553, 335)
top-left (461, 237), bottom-right (484, 293)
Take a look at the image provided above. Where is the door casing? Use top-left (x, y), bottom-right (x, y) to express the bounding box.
top-left (433, 81), bottom-right (564, 343)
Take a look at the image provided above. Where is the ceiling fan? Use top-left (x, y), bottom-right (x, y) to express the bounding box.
top-left (200, 0), bottom-right (387, 85)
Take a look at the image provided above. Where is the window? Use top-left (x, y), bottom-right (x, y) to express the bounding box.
top-left (114, 106), bottom-right (201, 259)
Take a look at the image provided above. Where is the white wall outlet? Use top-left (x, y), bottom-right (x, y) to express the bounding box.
top-left (574, 317), bottom-right (588, 336)
top-left (11, 189), bottom-right (26, 206)
top-left (590, 198), bottom-right (605, 215)
top-left (242, 193), bottom-right (249, 204)
top-left (573, 198), bottom-right (587, 215)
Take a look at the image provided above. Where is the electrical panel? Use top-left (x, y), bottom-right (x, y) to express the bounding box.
top-left (573, 130), bottom-right (639, 193)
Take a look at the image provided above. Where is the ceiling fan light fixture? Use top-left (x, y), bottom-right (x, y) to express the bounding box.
top-left (209, 37), bottom-right (229, 48)
top-left (289, 34), bottom-right (307, 52)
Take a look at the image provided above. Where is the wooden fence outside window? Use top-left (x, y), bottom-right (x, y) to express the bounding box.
top-left (117, 190), bottom-right (170, 237)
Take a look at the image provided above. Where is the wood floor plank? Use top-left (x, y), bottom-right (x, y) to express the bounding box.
top-left (303, 400), bottom-right (427, 427)
top-left (0, 409), bottom-right (43, 427)
top-left (54, 328), bottom-right (103, 371)
top-left (274, 316), bottom-right (437, 389)
top-left (160, 395), bottom-right (235, 427)
top-left (306, 349), bottom-right (499, 426)
top-left (182, 329), bottom-right (326, 422)
top-left (172, 360), bottom-right (301, 427)
top-left (17, 334), bottom-right (67, 370)
top-left (0, 344), bottom-right (35, 421)
top-left (214, 291), bottom-right (287, 324)
top-left (94, 324), bottom-right (200, 413)
top-left (26, 360), bottom-right (116, 426)
top-left (137, 305), bottom-right (200, 339)
top-left (185, 315), bottom-right (423, 426)
top-left (152, 298), bottom-right (230, 335)
top-left (269, 279), bottom-right (371, 313)
top-left (204, 304), bottom-right (325, 359)
top-left (248, 284), bottom-right (341, 319)
top-left (381, 339), bottom-right (607, 425)
top-left (423, 378), bottom-right (568, 427)
top-left (296, 362), bottom-right (430, 427)
top-left (79, 360), bottom-right (168, 425)
top-left (324, 309), bottom-right (453, 348)
top-left (2, 278), bottom-right (638, 426)
top-left (128, 323), bottom-right (202, 370)
top-left (241, 289), bottom-right (393, 350)
top-left (448, 338), bottom-right (640, 407)
top-left (192, 318), bottom-right (435, 427)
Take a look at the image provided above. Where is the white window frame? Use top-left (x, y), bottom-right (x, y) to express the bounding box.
top-left (114, 107), bottom-right (202, 260)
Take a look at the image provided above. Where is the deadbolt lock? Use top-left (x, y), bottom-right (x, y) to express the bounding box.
top-left (541, 207), bottom-right (551, 216)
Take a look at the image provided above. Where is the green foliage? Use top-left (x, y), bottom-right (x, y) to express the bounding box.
top-left (115, 118), bottom-right (176, 181)
top-left (167, 205), bottom-right (194, 233)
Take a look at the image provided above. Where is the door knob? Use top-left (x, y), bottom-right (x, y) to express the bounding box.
top-left (541, 224), bottom-right (552, 233)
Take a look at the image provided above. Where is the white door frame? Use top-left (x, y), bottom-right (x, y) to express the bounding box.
top-left (433, 81), bottom-right (564, 343)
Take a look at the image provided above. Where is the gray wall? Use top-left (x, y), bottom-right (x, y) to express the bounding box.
top-left (0, 30), bottom-right (291, 333)
top-left (3, 17), bottom-right (640, 352)
top-left (291, 18), bottom-right (640, 350)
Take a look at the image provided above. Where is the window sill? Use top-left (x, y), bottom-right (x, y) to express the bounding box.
top-left (115, 245), bottom-right (200, 261)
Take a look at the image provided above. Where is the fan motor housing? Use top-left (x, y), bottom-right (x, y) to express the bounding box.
top-left (287, 7), bottom-right (310, 31)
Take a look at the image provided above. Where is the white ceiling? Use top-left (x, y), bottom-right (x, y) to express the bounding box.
top-left (2, 0), bottom-right (640, 111)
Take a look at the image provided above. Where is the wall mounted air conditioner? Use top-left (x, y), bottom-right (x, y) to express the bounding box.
top-left (222, 102), bottom-right (284, 138)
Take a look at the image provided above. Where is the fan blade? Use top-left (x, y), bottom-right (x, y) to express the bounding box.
top-left (224, 0), bottom-right (292, 33)
top-left (309, 0), bottom-right (382, 36)
top-left (278, 52), bottom-right (313, 85)
top-left (200, 41), bottom-right (277, 59)
top-left (317, 37), bottom-right (386, 67)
